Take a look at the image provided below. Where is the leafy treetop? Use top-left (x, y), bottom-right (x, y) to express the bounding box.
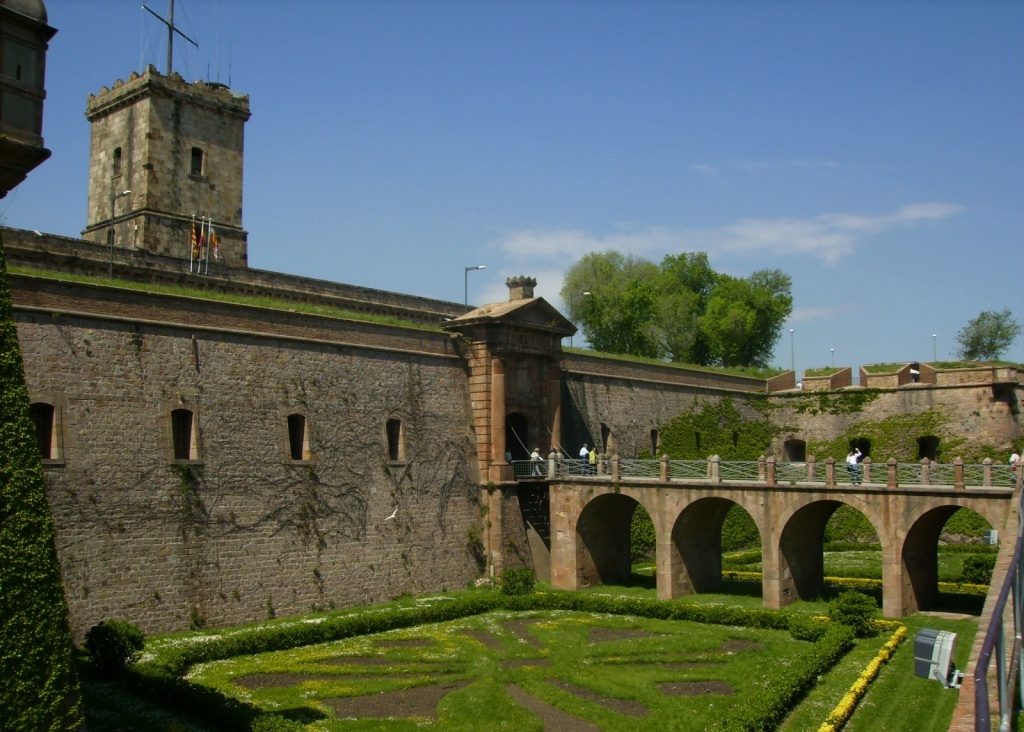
top-left (561, 250), bottom-right (792, 368)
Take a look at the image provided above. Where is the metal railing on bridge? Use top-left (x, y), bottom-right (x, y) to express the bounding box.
top-left (511, 453), bottom-right (1013, 490)
top-left (971, 473), bottom-right (1024, 731)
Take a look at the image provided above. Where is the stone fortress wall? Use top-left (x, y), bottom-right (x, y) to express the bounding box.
top-left (10, 268), bottom-right (482, 639)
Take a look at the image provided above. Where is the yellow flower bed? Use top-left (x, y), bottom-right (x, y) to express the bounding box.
top-left (817, 624), bottom-right (907, 732)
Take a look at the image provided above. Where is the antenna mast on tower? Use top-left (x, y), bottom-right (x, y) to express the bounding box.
top-left (143, 0), bottom-right (198, 74)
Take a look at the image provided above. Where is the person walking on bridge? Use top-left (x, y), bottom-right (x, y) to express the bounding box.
top-left (530, 447), bottom-right (543, 477)
top-left (846, 448), bottom-right (862, 485)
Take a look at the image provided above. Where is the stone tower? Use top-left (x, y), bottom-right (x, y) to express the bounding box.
top-left (81, 65), bottom-right (250, 266)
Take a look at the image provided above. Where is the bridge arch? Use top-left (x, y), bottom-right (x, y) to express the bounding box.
top-left (665, 497), bottom-right (761, 598)
top-left (573, 492), bottom-right (650, 587)
top-left (899, 505), bottom-right (995, 614)
top-left (770, 498), bottom-right (884, 606)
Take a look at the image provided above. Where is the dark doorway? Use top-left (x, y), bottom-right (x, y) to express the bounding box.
top-left (918, 436), bottom-right (940, 461)
top-left (784, 438), bottom-right (807, 462)
top-left (506, 413), bottom-right (530, 461)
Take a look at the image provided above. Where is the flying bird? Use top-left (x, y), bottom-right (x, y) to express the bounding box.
top-left (384, 507), bottom-right (398, 522)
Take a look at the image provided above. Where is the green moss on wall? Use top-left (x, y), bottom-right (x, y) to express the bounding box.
top-left (657, 397), bottom-right (780, 460)
top-left (772, 389), bottom-right (882, 417)
top-left (0, 237), bottom-right (83, 730)
top-left (805, 409), bottom-right (967, 463)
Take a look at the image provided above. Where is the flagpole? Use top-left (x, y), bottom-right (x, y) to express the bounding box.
top-left (204, 216), bottom-right (211, 274)
top-left (189, 214), bottom-right (195, 273)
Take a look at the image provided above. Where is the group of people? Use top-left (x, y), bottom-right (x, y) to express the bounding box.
top-left (579, 443), bottom-right (598, 474)
top-left (519, 444), bottom-right (599, 477)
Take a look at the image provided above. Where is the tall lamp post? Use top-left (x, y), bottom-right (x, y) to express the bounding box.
top-left (789, 328), bottom-right (795, 377)
top-left (568, 291), bottom-right (591, 347)
top-left (108, 189), bottom-right (131, 277)
top-left (932, 333), bottom-right (937, 362)
top-left (464, 265), bottom-right (485, 306)
top-left (830, 347), bottom-right (835, 368)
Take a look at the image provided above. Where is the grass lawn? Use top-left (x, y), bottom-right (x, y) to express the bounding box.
top-left (81, 577), bottom-right (982, 731)
top-left (186, 608), bottom-right (826, 730)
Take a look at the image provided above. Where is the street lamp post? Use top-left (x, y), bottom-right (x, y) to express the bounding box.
top-left (789, 329), bottom-right (795, 376)
top-left (464, 265), bottom-right (486, 306)
top-left (830, 347), bottom-right (835, 368)
top-left (568, 291), bottom-right (591, 347)
top-left (932, 334), bottom-right (937, 362)
top-left (108, 189), bottom-right (131, 277)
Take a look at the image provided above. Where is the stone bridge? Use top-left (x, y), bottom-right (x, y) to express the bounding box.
top-left (529, 456), bottom-right (1016, 617)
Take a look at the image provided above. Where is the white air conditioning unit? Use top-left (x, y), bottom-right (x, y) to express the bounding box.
top-left (914, 629), bottom-right (963, 688)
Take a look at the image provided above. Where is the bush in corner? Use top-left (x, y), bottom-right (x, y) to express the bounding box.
top-left (828, 590), bottom-right (878, 637)
top-left (962, 554), bottom-right (996, 584)
top-left (788, 613), bottom-right (829, 642)
top-left (85, 619), bottom-right (145, 677)
top-left (499, 567), bottom-right (536, 596)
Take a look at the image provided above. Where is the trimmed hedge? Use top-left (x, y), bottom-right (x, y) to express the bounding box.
top-left (713, 625), bottom-right (854, 731)
top-left (0, 236), bottom-right (83, 729)
top-left (126, 590), bottom-right (850, 730)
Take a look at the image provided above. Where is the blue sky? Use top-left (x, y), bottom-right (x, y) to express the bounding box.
top-left (4, 0), bottom-right (1022, 373)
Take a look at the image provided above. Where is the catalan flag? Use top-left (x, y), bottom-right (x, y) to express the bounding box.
top-left (191, 220), bottom-right (202, 260)
top-left (210, 223), bottom-right (220, 260)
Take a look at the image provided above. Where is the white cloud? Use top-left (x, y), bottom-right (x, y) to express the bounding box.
top-left (493, 226), bottom-right (676, 262)
top-left (482, 202), bottom-right (964, 304)
top-left (682, 202), bottom-right (964, 265)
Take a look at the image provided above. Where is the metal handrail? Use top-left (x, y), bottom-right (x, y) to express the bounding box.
top-left (668, 460), bottom-right (709, 479)
top-left (510, 457), bottom-right (1005, 490)
top-left (973, 481), bottom-right (1024, 731)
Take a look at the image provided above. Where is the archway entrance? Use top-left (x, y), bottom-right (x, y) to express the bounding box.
top-left (506, 413), bottom-right (530, 461)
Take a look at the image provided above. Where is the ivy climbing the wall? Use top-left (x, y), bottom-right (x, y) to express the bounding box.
top-left (0, 237), bottom-right (83, 730)
top-left (805, 410), bottom-right (968, 463)
top-left (655, 397), bottom-right (781, 460)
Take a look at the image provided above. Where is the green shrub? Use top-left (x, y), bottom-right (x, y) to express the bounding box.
top-left (85, 620), bottom-right (145, 677)
top-left (630, 508), bottom-right (656, 562)
top-left (251, 715), bottom-right (306, 731)
top-left (943, 509), bottom-right (993, 538)
top-left (499, 568), bottom-right (536, 596)
top-left (828, 590), bottom-right (878, 637)
top-left (788, 614), bottom-right (829, 642)
top-left (825, 505), bottom-right (878, 543)
top-left (722, 505), bottom-right (760, 550)
top-left (962, 554), bottom-right (996, 584)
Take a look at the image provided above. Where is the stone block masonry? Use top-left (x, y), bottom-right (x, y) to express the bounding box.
top-left (15, 298), bottom-right (481, 640)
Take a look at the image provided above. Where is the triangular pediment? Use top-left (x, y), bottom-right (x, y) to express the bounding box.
top-left (444, 297), bottom-right (576, 337)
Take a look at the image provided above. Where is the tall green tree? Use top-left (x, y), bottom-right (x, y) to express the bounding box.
top-left (653, 252), bottom-right (716, 363)
top-left (561, 250), bottom-right (792, 368)
top-left (0, 235), bottom-right (83, 730)
top-left (562, 251), bottom-right (663, 358)
top-left (955, 309), bottom-right (1021, 361)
